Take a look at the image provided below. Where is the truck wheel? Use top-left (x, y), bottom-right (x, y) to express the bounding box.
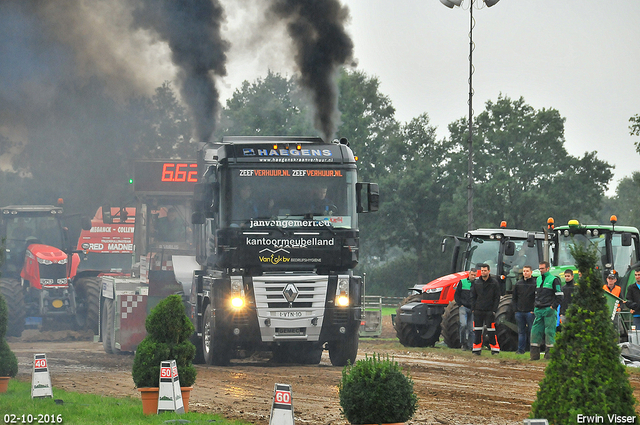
top-left (191, 333), bottom-right (205, 364)
top-left (394, 294), bottom-right (440, 347)
top-left (202, 303), bottom-right (231, 366)
top-left (0, 278), bottom-right (25, 337)
top-left (74, 277), bottom-right (101, 334)
top-left (328, 326), bottom-right (359, 366)
top-left (442, 302), bottom-right (461, 349)
top-left (495, 294), bottom-right (518, 352)
top-left (102, 297), bottom-right (115, 354)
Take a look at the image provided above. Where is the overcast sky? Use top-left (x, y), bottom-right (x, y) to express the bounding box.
top-left (221, 0), bottom-right (640, 196)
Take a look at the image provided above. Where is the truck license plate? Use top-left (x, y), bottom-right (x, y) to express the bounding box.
top-left (275, 328), bottom-right (305, 336)
top-left (278, 311), bottom-right (303, 318)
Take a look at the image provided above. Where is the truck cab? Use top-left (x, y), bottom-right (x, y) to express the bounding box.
top-left (190, 136), bottom-right (378, 366)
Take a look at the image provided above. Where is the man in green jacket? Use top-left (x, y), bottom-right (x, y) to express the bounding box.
top-left (530, 261), bottom-right (563, 360)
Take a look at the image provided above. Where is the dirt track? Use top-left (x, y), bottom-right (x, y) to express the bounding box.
top-left (7, 319), bottom-right (640, 425)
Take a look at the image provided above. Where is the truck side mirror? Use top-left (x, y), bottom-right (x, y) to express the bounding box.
top-left (505, 241), bottom-right (516, 256)
top-left (622, 232), bottom-right (632, 247)
top-left (356, 182), bottom-right (379, 213)
top-left (368, 183), bottom-right (379, 212)
top-left (193, 182), bottom-right (217, 221)
top-left (102, 205), bottom-right (113, 224)
top-left (441, 238), bottom-right (447, 253)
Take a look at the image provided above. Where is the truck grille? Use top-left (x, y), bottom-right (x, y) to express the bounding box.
top-left (253, 275), bottom-right (328, 310)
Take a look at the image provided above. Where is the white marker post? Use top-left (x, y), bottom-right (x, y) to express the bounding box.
top-left (269, 383), bottom-right (294, 425)
top-left (31, 354), bottom-right (53, 398)
top-left (157, 360), bottom-right (184, 414)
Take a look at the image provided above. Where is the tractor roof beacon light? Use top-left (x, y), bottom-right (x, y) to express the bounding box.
top-left (547, 217), bottom-right (555, 230)
top-left (500, 221), bottom-right (507, 229)
top-left (610, 215), bottom-right (618, 231)
top-left (568, 219), bottom-right (580, 229)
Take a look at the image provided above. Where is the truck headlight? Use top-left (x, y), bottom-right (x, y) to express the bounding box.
top-left (230, 276), bottom-right (244, 309)
top-left (335, 276), bottom-right (350, 307)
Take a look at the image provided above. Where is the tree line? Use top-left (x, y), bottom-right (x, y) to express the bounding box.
top-left (1, 69), bottom-right (636, 296)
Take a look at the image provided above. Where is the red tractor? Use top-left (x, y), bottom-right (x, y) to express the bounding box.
top-left (0, 204), bottom-right (94, 337)
top-left (395, 223), bottom-right (549, 350)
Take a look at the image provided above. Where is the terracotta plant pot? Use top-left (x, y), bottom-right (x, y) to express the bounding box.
top-left (181, 386), bottom-right (193, 413)
top-left (0, 377), bottom-right (10, 393)
top-left (138, 387), bottom-right (159, 415)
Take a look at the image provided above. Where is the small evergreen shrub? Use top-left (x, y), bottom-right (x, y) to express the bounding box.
top-left (132, 295), bottom-right (197, 388)
top-left (530, 243), bottom-right (637, 424)
top-left (0, 291), bottom-right (18, 377)
top-left (339, 354), bottom-right (417, 424)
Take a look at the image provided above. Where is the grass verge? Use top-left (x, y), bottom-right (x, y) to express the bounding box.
top-left (0, 380), bottom-right (250, 425)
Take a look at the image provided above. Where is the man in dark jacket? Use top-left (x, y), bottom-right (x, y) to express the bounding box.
top-left (454, 267), bottom-right (477, 351)
top-left (512, 265), bottom-right (536, 355)
top-left (559, 269), bottom-right (576, 326)
top-left (530, 261), bottom-right (563, 360)
top-left (471, 263), bottom-right (501, 355)
top-left (625, 269), bottom-right (640, 330)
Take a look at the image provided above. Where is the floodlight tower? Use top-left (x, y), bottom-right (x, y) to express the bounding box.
top-left (440, 0), bottom-right (500, 231)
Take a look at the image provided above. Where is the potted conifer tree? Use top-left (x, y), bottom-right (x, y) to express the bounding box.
top-left (0, 290), bottom-right (19, 392)
top-left (132, 294), bottom-right (197, 414)
top-left (339, 354), bottom-right (418, 425)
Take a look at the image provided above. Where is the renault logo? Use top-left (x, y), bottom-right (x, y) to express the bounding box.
top-left (283, 283), bottom-right (299, 303)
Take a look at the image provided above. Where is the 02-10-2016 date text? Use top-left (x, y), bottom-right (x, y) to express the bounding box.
top-left (3, 414), bottom-right (62, 424)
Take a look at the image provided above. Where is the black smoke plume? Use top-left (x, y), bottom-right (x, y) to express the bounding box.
top-left (132, 0), bottom-right (229, 143)
top-left (269, 0), bottom-right (354, 142)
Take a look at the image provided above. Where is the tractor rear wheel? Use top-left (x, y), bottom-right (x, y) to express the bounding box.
top-left (442, 302), bottom-right (461, 348)
top-left (495, 294), bottom-right (518, 352)
top-left (74, 277), bottom-right (101, 334)
top-left (0, 278), bottom-right (25, 337)
top-left (394, 294), bottom-right (441, 347)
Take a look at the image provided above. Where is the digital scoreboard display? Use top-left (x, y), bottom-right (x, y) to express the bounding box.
top-left (133, 161), bottom-right (198, 194)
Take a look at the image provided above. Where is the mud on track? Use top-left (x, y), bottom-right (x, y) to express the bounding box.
top-left (8, 319), bottom-right (640, 425)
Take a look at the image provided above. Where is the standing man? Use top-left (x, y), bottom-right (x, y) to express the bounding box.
top-left (470, 263), bottom-right (501, 356)
top-left (559, 269), bottom-right (576, 326)
top-left (530, 261), bottom-right (563, 360)
top-left (603, 272), bottom-right (622, 297)
top-left (512, 265), bottom-right (536, 355)
top-left (454, 267), bottom-right (477, 351)
top-left (625, 270), bottom-right (640, 330)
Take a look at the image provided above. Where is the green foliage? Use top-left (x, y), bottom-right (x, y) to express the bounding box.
top-left (446, 95), bottom-right (612, 230)
top-left (145, 294), bottom-right (194, 344)
top-left (599, 172), bottom-right (640, 230)
top-left (339, 354), bottom-right (417, 424)
top-left (0, 290), bottom-right (18, 378)
top-left (530, 243), bottom-right (637, 424)
top-left (220, 70), bottom-right (317, 137)
top-left (630, 114), bottom-right (640, 138)
top-left (132, 295), bottom-right (197, 388)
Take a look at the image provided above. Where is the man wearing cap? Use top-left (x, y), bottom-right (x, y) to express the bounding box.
top-left (603, 272), bottom-right (622, 298)
top-left (454, 267), bottom-right (477, 351)
top-left (625, 270), bottom-right (640, 329)
top-left (530, 261), bottom-right (563, 360)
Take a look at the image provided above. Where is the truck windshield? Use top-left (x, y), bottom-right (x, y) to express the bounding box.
top-left (466, 239), bottom-right (500, 271)
top-left (225, 167), bottom-right (357, 230)
top-left (557, 233), bottom-right (638, 272)
top-left (467, 238), bottom-right (539, 288)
